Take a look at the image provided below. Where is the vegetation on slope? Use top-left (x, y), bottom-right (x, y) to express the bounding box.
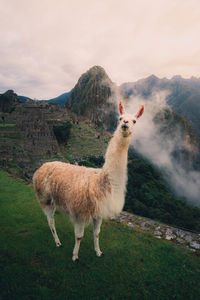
top-left (0, 90), bottom-right (21, 113)
top-left (78, 152), bottom-right (200, 232)
top-left (53, 121), bottom-right (72, 144)
top-left (126, 150), bottom-right (200, 232)
top-left (0, 170), bottom-right (200, 300)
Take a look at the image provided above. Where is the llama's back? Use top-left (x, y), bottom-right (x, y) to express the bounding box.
top-left (33, 161), bottom-right (111, 221)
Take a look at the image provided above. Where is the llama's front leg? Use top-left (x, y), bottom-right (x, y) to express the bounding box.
top-left (72, 222), bottom-right (85, 262)
top-left (93, 216), bottom-right (103, 257)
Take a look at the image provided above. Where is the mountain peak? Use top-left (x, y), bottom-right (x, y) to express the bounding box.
top-left (87, 65), bottom-right (107, 74)
top-left (65, 66), bottom-right (117, 131)
top-left (77, 65), bottom-right (113, 88)
top-left (147, 74), bottom-right (159, 80)
top-left (172, 75), bottom-right (183, 81)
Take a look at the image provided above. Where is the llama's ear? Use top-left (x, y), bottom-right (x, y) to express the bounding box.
top-left (135, 105), bottom-right (144, 119)
top-left (119, 101), bottom-right (125, 115)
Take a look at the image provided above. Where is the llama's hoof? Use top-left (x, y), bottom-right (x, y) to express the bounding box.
top-left (56, 242), bottom-right (62, 247)
top-left (72, 256), bottom-right (79, 262)
top-left (96, 251), bottom-right (104, 257)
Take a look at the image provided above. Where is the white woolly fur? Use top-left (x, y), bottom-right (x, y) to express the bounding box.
top-left (33, 101), bottom-right (144, 261)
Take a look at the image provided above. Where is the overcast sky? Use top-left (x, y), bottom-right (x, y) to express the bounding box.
top-left (0, 0), bottom-right (200, 99)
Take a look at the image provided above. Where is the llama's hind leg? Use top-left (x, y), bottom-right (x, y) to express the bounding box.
top-left (93, 216), bottom-right (103, 257)
top-left (43, 204), bottom-right (62, 247)
top-left (72, 222), bottom-right (85, 261)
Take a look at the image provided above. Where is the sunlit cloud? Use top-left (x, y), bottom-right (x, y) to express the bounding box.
top-left (0, 0), bottom-right (200, 98)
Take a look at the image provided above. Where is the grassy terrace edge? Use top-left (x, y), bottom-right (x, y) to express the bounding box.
top-left (0, 170), bottom-right (200, 300)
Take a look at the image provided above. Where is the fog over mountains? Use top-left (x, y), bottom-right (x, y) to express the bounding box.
top-left (121, 74), bottom-right (200, 138)
top-left (64, 66), bottom-right (200, 205)
top-left (1, 66), bottom-right (200, 206)
top-left (121, 74), bottom-right (200, 206)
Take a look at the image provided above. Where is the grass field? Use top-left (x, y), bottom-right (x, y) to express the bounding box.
top-left (0, 170), bottom-right (200, 300)
top-left (0, 123), bottom-right (16, 127)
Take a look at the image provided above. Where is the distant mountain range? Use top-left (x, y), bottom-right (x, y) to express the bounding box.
top-left (121, 75), bottom-right (200, 138)
top-left (18, 92), bottom-right (71, 107)
top-left (15, 70), bottom-right (200, 139)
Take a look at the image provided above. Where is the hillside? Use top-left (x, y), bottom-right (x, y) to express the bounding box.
top-left (0, 101), bottom-right (64, 180)
top-left (63, 119), bottom-right (111, 160)
top-left (0, 97), bottom-right (110, 181)
top-left (1, 67), bottom-right (200, 231)
top-left (0, 170), bottom-right (200, 300)
top-left (121, 75), bottom-right (200, 138)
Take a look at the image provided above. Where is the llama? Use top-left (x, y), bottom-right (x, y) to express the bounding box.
top-left (33, 101), bottom-right (144, 261)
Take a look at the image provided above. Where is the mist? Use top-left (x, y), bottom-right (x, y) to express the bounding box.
top-left (123, 92), bottom-right (200, 207)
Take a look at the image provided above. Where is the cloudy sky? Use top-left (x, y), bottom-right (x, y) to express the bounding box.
top-left (0, 0), bottom-right (200, 99)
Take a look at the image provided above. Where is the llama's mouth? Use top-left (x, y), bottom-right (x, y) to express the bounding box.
top-left (121, 124), bottom-right (128, 131)
top-left (121, 125), bottom-right (131, 137)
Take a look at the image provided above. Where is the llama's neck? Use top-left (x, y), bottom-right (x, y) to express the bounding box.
top-left (103, 129), bottom-right (131, 179)
top-left (100, 128), bottom-right (132, 218)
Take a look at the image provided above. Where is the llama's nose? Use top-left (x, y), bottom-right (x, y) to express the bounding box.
top-left (122, 124), bottom-right (128, 130)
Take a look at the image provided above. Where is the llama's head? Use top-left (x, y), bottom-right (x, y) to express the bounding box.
top-left (118, 101), bottom-right (144, 138)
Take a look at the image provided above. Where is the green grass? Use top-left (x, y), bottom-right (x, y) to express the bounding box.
top-left (0, 137), bottom-right (23, 141)
top-left (0, 170), bottom-right (200, 300)
top-left (0, 123), bottom-right (16, 127)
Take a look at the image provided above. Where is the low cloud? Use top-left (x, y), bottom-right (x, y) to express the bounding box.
top-left (121, 92), bottom-right (200, 207)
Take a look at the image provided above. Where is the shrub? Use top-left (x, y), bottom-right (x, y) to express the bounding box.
top-left (53, 121), bottom-right (72, 144)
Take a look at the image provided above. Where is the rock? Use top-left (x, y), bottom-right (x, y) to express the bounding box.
top-left (155, 226), bottom-right (160, 230)
top-left (154, 230), bottom-right (162, 236)
top-left (175, 230), bottom-right (185, 238)
top-left (185, 235), bottom-right (193, 242)
top-left (166, 235), bottom-right (174, 240)
top-left (190, 241), bottom-right (200, 250)
top-left (147, 220), bottom-right (155, 226)
top-left (134, 222), bottom-right (140, 225)
top-left (166, 228), bottom-right (173, 235)
top-left (127, 222), bottom-right (135, 228)
top-left (190, 248), bottom-right (196, 253)
top-left (176, 238), bottom-right (185, 244)
top-left (141, 222), bottom-right (149, 231)
top-left (110, 216), bottom-right (118, 221)
top-left (165, 228), bottom-right (176, 240)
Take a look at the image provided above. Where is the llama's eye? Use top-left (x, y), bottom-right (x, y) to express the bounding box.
top-left (119, 117), bottom-right (123, 121)
top-left (133, 120), bottom-right (136, 124)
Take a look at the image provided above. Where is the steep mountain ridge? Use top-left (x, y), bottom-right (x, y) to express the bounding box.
top-left (65, 65), bottom-right (121, 131)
